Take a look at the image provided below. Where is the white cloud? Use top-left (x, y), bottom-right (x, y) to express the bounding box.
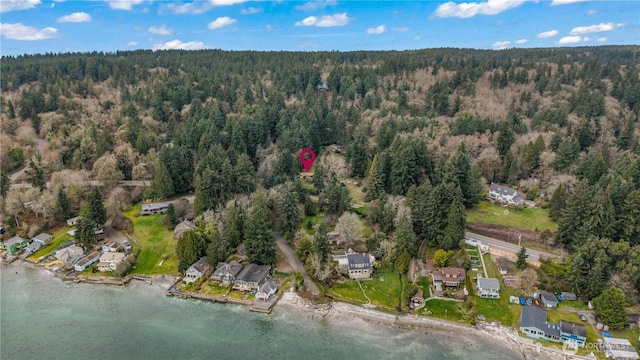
top-left (367, 25), bottom-right (385, 34)
top-left (0, 0), bottom-right (40, 13)
top-left (515, 38), bottom-right (528, 44)
top-left (295, 0), bottom-right (337, 11)
top-left (492, 40), bottom-right (511, 49)
top-left (596, 37), bottom-right (606, 42)
top-left (241, 7), bottom-right (262, 14)
top-left (57, 12), bottom-right (91, 23)
top-left (127, 41), bottom-right (138, 46)
top-left (152, 39), bottom-right (206, 50)
top-left (162, 2), bottom-right (212, 15)
top-left (391, 26), bottom-right (409, 32)
top-left (558, 35), bottom-right (583, 44)
top-left (209, 0), bottom-right (246, 5)
top-left (106, 0), bottom-right (143, 11)
top-left (0, 22), bottom-right (57, 40)
top-left (586, 9), bottom-right (596, 15)
top-left (148, 25), bottom-right (172, 35)
top-left (265, 25), bottom-right (273, 31)
top-left (413, 35), bottom-right (422, 40)
top-left (537, 29), bottom-right (559, 38)
top-left (434, 0), bottom-right (526, 19)
top-left (569, 22), bottom-right (624, 35)
top-left (551, 0), bottom-right (588, 5)
top-left (295, 13), bottom-right (352, 27)
top-left (208, 17), bottom-right (236, 30)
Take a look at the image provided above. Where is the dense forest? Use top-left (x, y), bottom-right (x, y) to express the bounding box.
top-left (1, 46), bottom-right (639, 303)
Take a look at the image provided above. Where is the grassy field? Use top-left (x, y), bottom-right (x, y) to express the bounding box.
top-left (345, 182), bottom-right (365, 205)
top-left (124, 204), bottom-right (178, 276)
top-left (472, 254), bottom-right (522, 326)
top-left (200, 283), bottom-right (230, 296)
top-left (416, 277), bottom-right (430, 298)
top-left (27, 227), bottom-right (72, 261)
top-left (466, 201), bottom-right (557, 232)
top-left (421, 299), bottom-right (465, 322)
top-left (327, 267), bottom-right (404, 310)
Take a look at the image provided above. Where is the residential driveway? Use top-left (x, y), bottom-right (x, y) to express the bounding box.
top-left (274, 233), bottom-right (320, 296)
top-left (466, 231), bottom-right (559, 265)
top-left (104, 225), bottom-right (129, 246)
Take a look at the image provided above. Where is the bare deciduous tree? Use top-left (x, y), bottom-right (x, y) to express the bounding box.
top-left (335, 212), bottom-right (362, 248)
top-left (518, 268), bottom-right (538, 293)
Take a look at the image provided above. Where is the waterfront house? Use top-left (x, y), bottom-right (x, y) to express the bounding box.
top-left (560, 321), bottom-right (587, 348)
top-left (332, 251), bottom-right (349, 269)
top-left (519, 306), bottom-right (561, 342)
top-left (540, 291), bottom-right (558, 308)
top-left (74, 251), bottom-right (100, 272)
top-left (210, 261), bottom-right (243, 286)
top-left (602, 337), bottom-right (640, 360)
top-left (24, 241), bottom-right (43, 253)
top-left (327, 231), bottom-right (340, 245)
top-left (141, 202), bottom-right (170, 215)
top-left (173, 220), bottom-right (195, 240)
top-left (66, 216), bottom-right (81, 226)
top-left (184, 257), bottom-right (210, 284)
top-left (410, 289), bottom-right (424, 309)
top-left (2, 236), bottom-right (28, 254)
top-left (255, 280), bottom-right (278, 301)
top-left (55, 245), bottom-right (84, 263)
top-left (477, 277), bottom-right (501, 298)
top-left (489, 183), bottom-right (524, 206)
top-left (97, 252), bottom-right (126, 272)
top-left (233, 264), bottom-right (271, 292)
top-left (347, 253), bottom-right (375, 280)
top-left (431, 267), bottom-right (466, 288)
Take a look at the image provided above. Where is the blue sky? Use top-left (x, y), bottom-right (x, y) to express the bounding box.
top-left (1, 0), bottom-right (638, 55)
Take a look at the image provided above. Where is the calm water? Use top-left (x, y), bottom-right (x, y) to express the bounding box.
top-left (1, 264), bottom-right (521, 360)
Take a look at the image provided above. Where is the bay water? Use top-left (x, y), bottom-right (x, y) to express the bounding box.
top-left (1, 263), bottom-right (521, 360)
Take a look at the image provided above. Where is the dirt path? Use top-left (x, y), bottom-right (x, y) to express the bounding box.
top-left (274, 233), bottom-right (320, 296)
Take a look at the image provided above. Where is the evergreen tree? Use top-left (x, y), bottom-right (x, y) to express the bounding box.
top-left (593, 287), bottom-right (628, 329)
top-left (233, 153), bottom-right (255, 194)
top-left (620, 190), bottom-right (640, 245)
top-left (365, 154), bottom-right (385, 201)
top-left (176, 230), bottom-right (205, 266)
top-left (1, 173), bottom-right (10, 198)
top-left (394, 215), bottom-right (416, 257)
top-left (206, 227), bottom-right (229, 267)
top-left (496, 121), bottom-right (514, 158)
top-left (87, 188), bottom-right (107, 227)
top-left (442, 195), bottom-right (466, 250)
top-left (312, 163), bottom-right (326, 193)
top-left (165, 203), bottom-right (178, 229)
top-left (327, 181), bottom-right (351, 215)
top-left (588, 188), bottom-right (615, 240)
top-left (549, 184), bottom-right (566, 222)
top-left (278, 181), bottom-right (301, 239)
top-left (314, 223), bottom-right (331, 264)
top-left (223, 203), bottom-right (245, 249)
top-left (154, 160), bottom-right (174, 199)
top-left (76, 209), bottom-right (96, 250)
top-left (57, 187), bottom-right (71, 220)
top-left (516, 246), bottom-right (528, 269)
top-left (443, 143), bottom-right (483, 208)
top-left (26, 152), bottom-right (46, 191)
top-left (244, 203), bottom-right (275, 265)
top-left (394, 251), bottom-right (411, 274)
top-left (556, 181), bottom-right (591, 248)
top-left (349, 127), bottom-right (369, 178)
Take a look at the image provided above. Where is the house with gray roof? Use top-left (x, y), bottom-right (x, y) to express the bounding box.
top-left (489, 183), bottom-right (524, 206)
top-left (74, 251), bottom-right (101, 272)
top-left (560, 292), bottom-right (577, 301)
top-left (519, 306), bottom-right (561, 342)
top-left (539, 290), bottom-right (558, 308)
top-left (2, 236), bottom-right (28, 254)
top-left (347, 253), bottom-right (374, 280)
top-left (233, 264), bottom-right (271, 292)
top-left (477, 277), bottom-right (501, 298)
top-left (32, 233), bottom-right (53, 245)
top-left (24, 241), bottom-right (43, 253)
top-left (256, 280), bottom-right (278, 301)
top-left (210, 260), bottom-right (244, 286)
top-left (184, 257), bottom-right (210, 284)
top-left (560, 321), bottom-right (587, 348)
top-left (141, 202), bottom-right (170, 215)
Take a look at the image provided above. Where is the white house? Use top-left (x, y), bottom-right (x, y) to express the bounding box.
top-left (477, 277), bottom-right (501, 299)
top-left (184, 257), bottom-right (209, 284)
top-left (347, 253), bottom-right (375, 280)
top-left (101, 240), bottom-right (118, 253)
top-left (332, 251), bottom-right (349, 269)
top-left (141, 202), bottom-right (170, 215)
top-left (489, 183), bottom-right (523, 206)
top-left (602, 337), bottom-right (640, 360)
top-left (66, 217), bottom-right (81, 226)
top-left (255, 280), bottom-right (278, 301)
top-left (55, 245), bottom-right (84, 263)
top-left (96, 252), bottom-right (126, 272)
top-left (74, 251), bottom-right (101, 272)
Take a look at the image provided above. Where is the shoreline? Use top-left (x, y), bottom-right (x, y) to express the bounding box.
top-left (6, 260), bottom-right (584, 360)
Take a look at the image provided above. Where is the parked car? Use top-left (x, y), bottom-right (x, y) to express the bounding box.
top-left (579, 314), bottom-right (587, 322)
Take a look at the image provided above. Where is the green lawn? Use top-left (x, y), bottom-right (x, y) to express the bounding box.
top-left (326, 267), bottom-right (404, 310)
top-left (466, 201), bottom-right (557, 232)
top-left (473, 255), bottom-right (522, 326)
top-left (416, 277), bottom-right (431, 298)
top-left (558, 300), bottom-right (590, 310)
top-left (345, 182), bottom-right (365, 205)
top-left (200, 283), bottom-right (230, 296)
top-left (124, 204), bottom-right (178, 275)
top-left (420, 299), bottom-right (465, 322)
top-left (27, 227), bottom-right (73, 262)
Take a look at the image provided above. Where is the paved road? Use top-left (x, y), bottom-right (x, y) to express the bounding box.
top-left (466, 231), bottom-right (560, 265)
top-left (10, 179), bottom-right (152, 190)
top-left (274, 233), bottom-right (320, 296)
top-left (7, 139), bottom-right (47, 182)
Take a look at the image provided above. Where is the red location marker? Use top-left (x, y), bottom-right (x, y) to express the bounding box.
top-left (299, 148), bottom-right (316, 172)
